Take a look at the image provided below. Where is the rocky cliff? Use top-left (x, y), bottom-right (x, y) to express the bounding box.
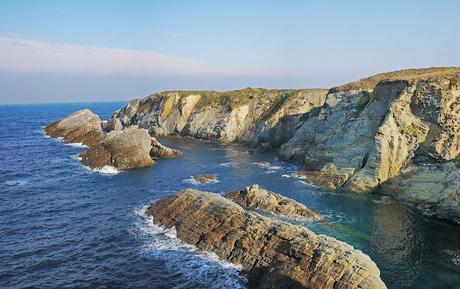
top-left (147, 189), bottom-right (387, 289)
top-left (109, 67), bottom-right (460, 222)
top-left (109, 87), bottom-right (327, 146)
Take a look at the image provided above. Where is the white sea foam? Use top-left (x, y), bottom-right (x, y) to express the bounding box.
top-left (95, 165), bottom-right (120, 175)
top-left (250, 162), bottom-right (281, 171)
top-left (133, 205), bottom-right (246, 289)
top-left (183, 176), bottom-right (220, 185)
top-left (371, 196), bottom-right (393, 205)
top-left (82, 164), bottom-right (120, 176)
top-left (4, 180), bottom-right (28, 186)
top-left (72, 155), bottom-right (83, 161)
top-left (219, 162), bottom-right (233, 167)
top-left (64, 142), bottom-right (88, 148)
top-left (444, 249), bottom-right (460, 266)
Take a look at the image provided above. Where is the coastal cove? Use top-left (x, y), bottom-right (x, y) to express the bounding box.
top-left (1, 103), bottom-right (459, 289)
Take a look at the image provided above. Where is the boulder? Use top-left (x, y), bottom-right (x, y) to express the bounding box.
top-left (192, 174), bottom-right (218, 184)
top-left (80, 127), bottom-right (154, 170)
top-left (224, 184), bottom-right (320, 220)
top-left (44, 109), bottom-right (103, 146)
top-left (150, 137), bottom-right (183, 159)
top-left (147, 189), bottom-right (387, 289)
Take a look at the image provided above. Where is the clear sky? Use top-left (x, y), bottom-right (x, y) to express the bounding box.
top-left (0, 0), bottom-right (459, 104)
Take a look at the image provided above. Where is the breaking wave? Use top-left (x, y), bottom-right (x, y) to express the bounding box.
top-left (133, 205), bottom-right (246, 289)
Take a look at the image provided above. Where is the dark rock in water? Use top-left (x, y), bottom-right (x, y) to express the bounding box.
top-left (80, 127), bottom-right (155, 170)
top-left (224, 184), bottom-right (320, 220)
top-left (44, 109), bottom-right (103, 147)
top-left (147, 189), bottom-right (387, 289)
top-left (150, 137), bottom-right (183, 159)
top-left (192, 174), bottom-right (218, 184)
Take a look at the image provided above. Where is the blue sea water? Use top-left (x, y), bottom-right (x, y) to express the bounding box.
top-left (0, 103), bottom-right (459, 289)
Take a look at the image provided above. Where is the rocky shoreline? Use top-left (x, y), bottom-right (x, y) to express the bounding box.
top-left (107, 67), bottom-right (460, 222)
top-left (43, 67), bottom-right (460, 288)
top-left (147, 186), bottom-right (387, 289)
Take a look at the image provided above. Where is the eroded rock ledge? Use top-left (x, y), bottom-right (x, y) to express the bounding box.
top-left (45, 109), bottom-right (182, 170)
top-left (147, 189), bottom-right (386, 289)
top-left (224, 184), bottom-right (320, 220)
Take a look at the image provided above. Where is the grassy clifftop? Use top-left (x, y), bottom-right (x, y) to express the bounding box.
top-left (153, 87), bottom-right (327, 110)
top-left (331, 67), bottom-right (460, 93)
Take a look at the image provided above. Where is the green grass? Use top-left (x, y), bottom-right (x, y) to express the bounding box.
top-left (331, 67), bottom-right (460, 93)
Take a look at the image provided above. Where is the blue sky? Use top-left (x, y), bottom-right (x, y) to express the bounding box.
top-left (0, 0), bottom-right (459, 103)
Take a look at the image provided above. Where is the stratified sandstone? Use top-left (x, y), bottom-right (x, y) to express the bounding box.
top-left (150, 137), bottom-right (183, 159)
top-left (44, 109), bottom-right (103, 146)
top-left (80, 127), bottom-right (155, 170)
top-left (192, 174), bottom-right (218, 184)
top-left (147, 189), bottom-right (387, 289)
top-left (224, 184), bottom-right (320, 220)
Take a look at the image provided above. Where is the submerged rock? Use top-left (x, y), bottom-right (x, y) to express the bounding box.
top-left (147, 189), bottom-right (386, 289)
top-left (44, 109), bottom-right (103, 146)
top-left (192, 174), bottom-right (218, 184)
top-left (80, 127), bottom-right (155, 170)
top-left (150, 137), bottom-right (183, 159)
top-left (224, 184), bottom-right (320, 220)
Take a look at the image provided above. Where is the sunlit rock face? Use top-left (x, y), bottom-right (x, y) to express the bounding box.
top-left (224, 184), bottom-right (320, 220)
top-left (147, 189), bottom-right (387, 289)
top-left (45, 110), bottom-right (183, 171)
top-left (110, 88), bottom-right (327, 145)
top-left (80, 127), bottom-right (155, 170)
top-left (44, 109), bottom-right (103, 147)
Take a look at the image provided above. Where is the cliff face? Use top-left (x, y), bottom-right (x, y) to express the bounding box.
top-left (111, 88), bottom-right (327, 146)
top-left (110, 68), bottom-right (460, 221)
top-left (147, 189), bottom-right (387, 289)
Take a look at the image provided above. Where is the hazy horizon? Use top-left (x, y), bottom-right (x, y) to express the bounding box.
top-left (1, 0), bottom-right (460, 104)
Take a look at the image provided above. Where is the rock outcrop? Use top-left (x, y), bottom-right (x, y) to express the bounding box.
top-left (44, 109), bottom-right (103, 146)
top-left (224, 184), bottom-right (320, 220)
top-left (192, 174), bottom-right (218, 184)
top-left (147, 189), bottom-right (387, 289)
top-left (80, 127), bottom-right (155, 170)
top-left (150, 137), bottom-right (183, 159)
top-left (45, 110), bottom-right (183, 171)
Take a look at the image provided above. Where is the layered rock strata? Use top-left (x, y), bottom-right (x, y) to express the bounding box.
top-left (224, 184), bottom-right (320, 220)
top-left (147, 189), bottom-right (386, 289)
top-left (44, 109), bottom-right (103, 147)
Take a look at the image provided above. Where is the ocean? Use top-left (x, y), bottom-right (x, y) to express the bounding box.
top-left (0, 103), bottom-right (459, 289)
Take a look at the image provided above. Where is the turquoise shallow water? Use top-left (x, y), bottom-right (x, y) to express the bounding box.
top-left (0, 103), bottom-right (459, 289)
